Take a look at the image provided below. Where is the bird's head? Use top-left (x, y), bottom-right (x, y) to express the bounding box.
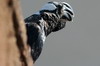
top-left (38, 1), bottom-right (74, 32)
top-left (40, 1), bottom-right (74, 22)
top-left (59, 2), bottom-right (74, 21)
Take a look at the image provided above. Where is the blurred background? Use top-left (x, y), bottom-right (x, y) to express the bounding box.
top-left (21, 0), bottom-right (100, 66)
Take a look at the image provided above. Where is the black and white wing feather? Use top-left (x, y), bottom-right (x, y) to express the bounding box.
top-left (25, 14), bottom-right (45, 62)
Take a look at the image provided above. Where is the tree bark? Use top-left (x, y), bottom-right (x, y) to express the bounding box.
top-left (0, 0), bottom-right (33, 66)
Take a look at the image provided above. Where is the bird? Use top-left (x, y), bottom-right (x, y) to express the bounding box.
top-left (24, 1), bottom-right (74, 63)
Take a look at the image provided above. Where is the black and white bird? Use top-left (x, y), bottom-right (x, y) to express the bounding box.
top-left (25, 1), bottom-right (74, 62)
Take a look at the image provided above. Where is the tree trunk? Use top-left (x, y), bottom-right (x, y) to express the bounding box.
top-left (0, 0), bottom-right (33, 66)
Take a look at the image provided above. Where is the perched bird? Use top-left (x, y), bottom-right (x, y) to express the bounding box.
top-left (25, 1), bottom-right (74, 62)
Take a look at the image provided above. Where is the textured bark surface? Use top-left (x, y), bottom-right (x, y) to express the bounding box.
top-left (0, 0), bottom-right (33, 66)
